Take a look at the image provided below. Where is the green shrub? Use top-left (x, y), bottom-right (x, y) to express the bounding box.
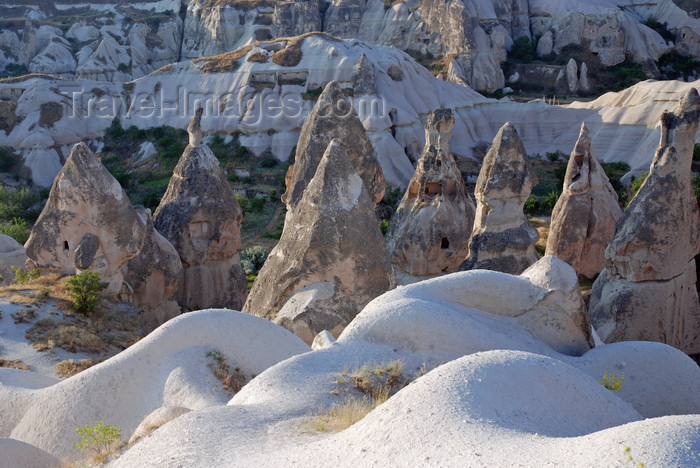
top-left (599, 370), bottom-right (624, 392)
top-left (554, 163), bottom-right (568, 191)
top-left (524, 195), bottom-right (539, 213)
top-left (64, 271), bottom-right (107, 314)
top-left (0, 187), bottom-right (44, 222)
top-left (240, 246), bottom-right (268, 275)
top-left (262, 230), bottom-right (282, 240)
top-left (0, 63), bottom-right (28, 78)
top-left (379, 219), bottom-right (389, 236)
top-left (141, 190), bottom-right (164, 211)
top-left (508, 36), bottom-right (536, 63)
top-left (542, 190), bottom-right (560, 211)
top-left (382, 184), bottom-right (403, 210)
top-left (235, 193), bottom-right (249, 211)
top-left (74, 421), bottom-right (122, 457)
top-left (302, 87), bottom-right (323, 100)
top-left (0, 148), bottom-right (19, 172)
top-left (249, 197), bottom-right (265, 213)
top-left (0, 217), bottom-right (30, 244)
top-left (546, 151), bottom-right (560, 162)
top-left (657, 52), bottom-right (700, 81)
top-left (643, 17), bottom-right (675, 43)
top-left (259, 156), bottom-right (278, 168)
top-left (11, 265), bottom-right (39, 284)
top-left (596, 60), bottom-right (646, 93)
top-left (694, 143), bottom-right (700, 161)
top-left (624, 171), bottom-right (649, 207)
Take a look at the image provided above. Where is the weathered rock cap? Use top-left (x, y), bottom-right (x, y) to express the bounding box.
top-left (475, 121), bottom-right (535, 202)
top-left (385, 107), bottom-right (475, 276)
top-left (425, 108), bottom-right (454, 150)
top-left (281, 81), bottom-right (385, 210)
top-left (545, 122), bottom-right (622, 278)
top-left (187, 105), bottom-right (204, 147)
top-left (605, 87), bottom-right (700, 282)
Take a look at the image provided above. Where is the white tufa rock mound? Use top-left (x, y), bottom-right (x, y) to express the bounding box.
top-left (0, 309), bottom-right (309, 461)
top-left (110, 255), bottom-right (700, 467)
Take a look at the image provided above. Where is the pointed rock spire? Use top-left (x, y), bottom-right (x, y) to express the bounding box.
top-left (244, 138), bottom-right (393, 344)
top-left (386, 108), bottom-right (476, 275)
top-left (281, 81), bottom-right (385, 211)
top-left (460, 122), bottom-right (539, 274)
top-left (589, 88), bottom-right (700, 354)
top-left (25, 142), bottom-right (182, 326)
top-left (546, 123), bottom-right (622, 278)
top-left (187, 106), bottom-right (204, 147)
top-left (153, 126), bottom-right (247, 311)
top-left (352, 53), bottom-right (376, 96)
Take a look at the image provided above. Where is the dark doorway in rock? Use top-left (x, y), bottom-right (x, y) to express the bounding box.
top-left (63, 241), bottom-right (69, 251)
top-left (441, 237), bottom-right (450, 249)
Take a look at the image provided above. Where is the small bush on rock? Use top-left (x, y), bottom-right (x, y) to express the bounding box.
top-left (64, 271), bottom-right (107, 315)
top-left (75, 421), bottom-right (122, 459)
top-left (599, 370), bottom-right (624, 392)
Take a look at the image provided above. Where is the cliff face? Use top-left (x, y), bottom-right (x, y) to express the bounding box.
top-left (0, 0), bottom-right (697, 91)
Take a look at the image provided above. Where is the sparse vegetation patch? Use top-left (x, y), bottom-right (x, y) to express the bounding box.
top-left (55, 358), bottom-right (99, 377)
top-left (75, 421), bottom-right (123, 462)
top-left (0, 358), bottom-right (28, 370)
top-left (194, 45), bottom-right (253, 73)
top-left (206, 349), bottom-right (248, 396)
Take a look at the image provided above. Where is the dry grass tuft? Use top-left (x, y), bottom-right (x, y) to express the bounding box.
top-left (271, 40), bottom-right (302, 67)
top-left (303, 395), bottom-right (388, 432)
top-left (529, 217), bottom-right (550, 257)
top-left (345, 360), bottom-right (406, 399)
top-left (28, 320), bottom-right (108, 354)
top-left (55, 358), bottom-right (100, 377)
top-left (304, 360), bottom-right (409, 433)
top-left (194, 45), bottom-right (253, 73)
top-left (0, 358), bottom-right (28, 370)
top-left (247, 52), bottom-right (269, 63)
top-left (206, 349), bottom-right (248, 396)
top-left (0, 273), bottom-right (73, 311)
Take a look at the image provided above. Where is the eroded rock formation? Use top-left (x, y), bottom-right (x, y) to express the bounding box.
top-left (25, 142), bottom-right (182, 325)
top-left (243, 139), bottom-right (393, 344)
top-left (154, 109), bottom-right (247, 311)
top-left (589, 88), bottom-right (700, 354)
top-left (386, 108), bottom-right (475, 275)
top-left (460, 122), bottom-right (539, 274)
top-left (546, 123), bottom-right (622, 278)
top-left (281, 81), bottom-right (386, 211)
